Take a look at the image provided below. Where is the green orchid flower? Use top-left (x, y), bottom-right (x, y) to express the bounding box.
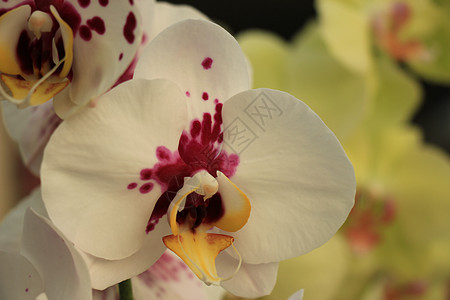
top-left (317, 0), bottom-right (450, 84)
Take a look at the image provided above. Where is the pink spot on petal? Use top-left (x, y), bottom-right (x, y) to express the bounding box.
top-left (127, 182), bottom-right (137, 190)
top-left (157, 146), bottom-right (172, 161)
top-left (78, 0), bottom-right (90, 7)
top-left (214, 98), bottom-right (219, 104)
top-left (185, 91), bottom-right (191, 97)
top-left (87, 16), bottom-right (105, 35)
top-left (140, 183), bottom-right (154, 194)
top-left (79, 25), bottom-right (92, 41)
top-left (123, 12), bottom-right (137, 44)
top-left (140, 169), bottom-right (153, 180)
top-left (202, 92), bottom-right (209, 101)
top-left (201, 57), bottom-right (213, 69)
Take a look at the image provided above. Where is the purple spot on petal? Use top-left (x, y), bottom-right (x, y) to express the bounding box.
top-left (25, 288), bottom-right (29, 292)
top-left (123, 12), bottom-right (137, 44)
top-left (99, 0), bottom-right (108, 6)
top-left (119, 53), bottom-right (123, 61)
top-left (128, 182), bottom-right (137, 190)
top-left (140, 169), bottom-right (153, 180)
top-left (156, 146), bottom-right (172, 161)
top-left (79, 25), bottom-right (92, 41)
top-left (201, 57), bottom-right (213, 69)
top-left (202, 92), bottom-right (209, 101)
top-left (129, 0), bottom-right (134, 4)
top-left (78, 0), bottom-right (90, 8)
top-left (140, 183), bottom-right (154, 194)
top-left (87, 16), bottom-right (105, 35)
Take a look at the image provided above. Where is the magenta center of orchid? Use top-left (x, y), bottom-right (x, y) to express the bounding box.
top-left (127, 102), bottom-right (239, 233)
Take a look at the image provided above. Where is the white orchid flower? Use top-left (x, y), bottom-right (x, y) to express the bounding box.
top-left (0, 190), bottom-right (92, 299)
top-left (41, 20), bottom-right (355, 298)
top-left (1, 1), bottom-right (208, 176)
top-left (0, 189), bottom-right (225, 300)
top-left (0, 0), bottom-right (154, 118)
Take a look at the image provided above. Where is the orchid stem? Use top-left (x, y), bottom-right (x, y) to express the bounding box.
top-left (118, 279), bottom-right (134, 300)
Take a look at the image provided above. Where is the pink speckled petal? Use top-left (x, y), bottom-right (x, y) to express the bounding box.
top-left (21, 209), bottom-right (92, 300)
top-left (216, 251), bottom-right (279, 298)
top-left (134, 19), bottom-right (251, 122)
top-left (42, 79), bottom-right (188, 260)
top-left (55, 0), bottom-right (154, 117)
top-left (220, 88), bottom-right (355, 264)
top-left (0, 251), bottom-right (43, 300)
top-left (132, 251), bottom-right (213, 300)
top-left (1, 100), bottom-right (60, 176)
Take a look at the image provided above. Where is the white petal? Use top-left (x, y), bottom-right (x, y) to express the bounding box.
top-left (21, 209), bottom-right (92, 300)
top-left (1, 100), bottom-right (60, 176)
top-left (42, 79), bottom-right (188, 260)
top-left (221, 88), bottom-right (356, 263)
top-left (134, 19), bottom-right (251, 121)
top-left (146, 2), bottom-right (208, 42)
top-left (1, 101), bottom-right (31, 142)
top-left (56, 0), bottom-right (148, 116)
top-left (216, 251), bottom-right (279, 298)
top-left (92, 286), bottom-right (118, 300)
top-left (132, 250), bottom-right (209, 300)
top-left (0, 251), bottom-right (44, 300)
top-left (83, 220), bottom-right (170, 290)
top-left (0, 188), bottom-right (46, 252)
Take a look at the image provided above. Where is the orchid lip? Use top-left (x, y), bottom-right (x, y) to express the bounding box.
top-left (162, 170), bottom-right (249, 285)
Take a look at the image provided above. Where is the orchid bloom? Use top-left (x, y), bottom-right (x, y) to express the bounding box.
top-left (1, 2), bottom-right (208, 176)
top-left (0, 192), bottom-right (93, 300)
top-left (317, 0), bottom-right (450, 84)
top-left (0, 0), bottom-right (154, 117)
top-left (0, 188), bottom-right (225, 300)
top-left (41, 20), bottom-right (355, 297)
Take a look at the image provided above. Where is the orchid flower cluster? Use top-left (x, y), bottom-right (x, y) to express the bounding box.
top-left (0, 1), bottom-right (356, 300)
top-left (237, 0), bottom-right (450, 299)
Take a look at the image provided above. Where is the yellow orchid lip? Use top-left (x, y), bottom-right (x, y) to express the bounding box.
top-left (162, 170), bottom-right (250, 285)
top-left (0, 5), bottom-right (74, 107)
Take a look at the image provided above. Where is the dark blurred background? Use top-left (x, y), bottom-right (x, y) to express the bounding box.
top-left (167, 0), bottom-right (450, 153)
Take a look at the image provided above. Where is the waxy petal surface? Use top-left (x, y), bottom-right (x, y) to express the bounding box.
top-left (146, 2), bottom-right (208, 42)
top-left (0, 251), bottom-right (43, 300)
top-left (221, 88), bottom-right (356, 264)
top-left (216, 252), bottom-right (279, 298)
top-left (42, 79), bottom-right (188, 260)
top-left (1, 100), bottom-right (60, 176)
top-left (135, 19), bottom-right (251, 121)
top-left (82, 220), bottom-right (170, 290)
top-left (132, 251), bottom-right (217, 300)
top-left (55, 0), bottom-right (150, 117)
top-left (21, 209), bottom-right (92, 300)
top-left (0, 188), bottom-right (47, 252)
